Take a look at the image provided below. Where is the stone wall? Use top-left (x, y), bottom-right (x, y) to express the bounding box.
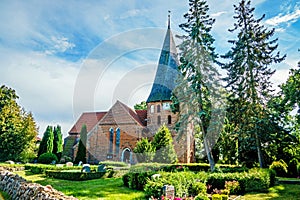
top-left (0, 170), bottom-right (77, 200)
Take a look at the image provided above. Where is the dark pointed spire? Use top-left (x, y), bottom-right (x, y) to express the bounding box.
top-left (146, 12), bottom-right (179, 103)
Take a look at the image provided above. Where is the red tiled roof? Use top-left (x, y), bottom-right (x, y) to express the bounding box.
top-left (69, 112), bottom-right (107, 134)
top-left (135, 110), bottom-right (147, 126)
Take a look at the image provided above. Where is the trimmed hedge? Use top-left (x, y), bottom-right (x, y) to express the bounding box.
top-left (46, 170), bottom-right (106, 181)
top-left (129, 163), bottom-right (247, 173)
top-left (144, 171), bottom-right (207, 198)
top-left (24, 164), bottom-right (97, 174)
top-left (99, 161), bottom-right (128, 168)
top-left (207, 168), bottom-right (276, 194)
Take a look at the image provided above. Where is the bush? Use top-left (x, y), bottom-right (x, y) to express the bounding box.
top-left (38, 153), bottom-right (58, 164)
top-left (144, 171), bottom-right (207, 198)
top-left (212, 194), bottom-right (228, 200)
top-left (195, 194), bottom-right (209, 200)
top-left (99, 161), bottom-right (128, 168)
top-left (288, 158), bottom-right (299, 177)
top-left (224, 180), bottom-right (240, 195)
top-left (24, 163), bottom-right (97, 174)
top-left (123, 171), bottom-right (156, 190)
top-left (46, 170), bottom-right (105, 181)
top-left (269, 160), bottom-right (288, 177)
top-left (206, 168), bottom-right (274, 194)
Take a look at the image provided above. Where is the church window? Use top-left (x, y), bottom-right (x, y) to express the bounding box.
top-left (150, 105), bottom-right (155, 113)
top-left (168, 115), bottom-right (172, 124)
top-left (115, 128), bottom-right (120, 155)
top-left (109, 128), bottom-right (114, 154)
top-left (157, 116), bottom-right (161, 125)
top-left (157, 105), bottom-right (161, 113)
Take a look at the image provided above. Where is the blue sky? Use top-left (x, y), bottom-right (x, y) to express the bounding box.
top-left (0, 0), bottom-right (299, 137)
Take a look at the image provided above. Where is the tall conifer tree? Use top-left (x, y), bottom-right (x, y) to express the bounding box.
top-left (74, 124), bottom-right (87, 164)
top-left (38, 125), bottom-right (54, 157)
top-left (53, 125), bottom-right (63, 161)
top-left (173, 0), bottom-right (222, 171)
top-left (222, 0), bottom-right (285, 167)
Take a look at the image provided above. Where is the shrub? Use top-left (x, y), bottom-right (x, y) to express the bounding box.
top-left (123, 171), bottom-right (156, 190)
top-left (46, 170), bottom-right (105, 181)
top-left (288, 158), bottom-right (299, 177)
top-left (144, 171), bottom-right (207, 198)
top-left (225, 180), bottom-right (240, 194)
top-left (99, 161), bottom-right (128, 168)
top-left (269, 160), bottom-right (288, 177)
top-left (206, 168), bottom-right (273, 194)
top-left (194, 193), bottom-right (209, 200)
top-left (212, 194), bottom-right (228, 200)
top-left (38, 153), bottom-right (58, 164)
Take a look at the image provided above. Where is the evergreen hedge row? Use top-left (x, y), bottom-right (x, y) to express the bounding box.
top-left (46, 170), bottom-right (106, 181)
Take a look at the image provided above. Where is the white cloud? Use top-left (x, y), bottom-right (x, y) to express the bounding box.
top-left (45, 36), bottom-right (75, 55)
top-left (211, 11), bottom-right (227, 17)
top-left (266, 9), bottom-right (300, 26)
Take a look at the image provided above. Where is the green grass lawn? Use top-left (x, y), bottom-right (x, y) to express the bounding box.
top-left (241, 184), bottom-right (300, 200)
top-left (13, 171), bottom-right (300, 200)
top-left (14, 171), bottom-right (145, 200)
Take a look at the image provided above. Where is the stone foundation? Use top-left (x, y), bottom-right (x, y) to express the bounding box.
top-left (0, 170), bottom-right (77, 200)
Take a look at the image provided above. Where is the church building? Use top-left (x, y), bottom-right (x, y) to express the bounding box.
top-left (63, 16), bottom-right (195, 164)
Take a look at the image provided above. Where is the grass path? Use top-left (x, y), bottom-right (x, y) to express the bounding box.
top-left (14, 171), bottom-right (145, 200)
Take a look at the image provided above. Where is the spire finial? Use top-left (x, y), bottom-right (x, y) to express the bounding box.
top-left (168, 10), bottom-right (171, 29)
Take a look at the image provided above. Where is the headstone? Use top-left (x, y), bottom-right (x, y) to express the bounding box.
top-left (82, 164), bottom-right (91, 173)
top-left (66, 162), bottom-right (73, 167)
top-left (163, 185), bottom-right (174, 199)
top-left (97, 164), bottom-right (106, 172)
top-left (78, 161), bottom-right (83, 166)
top-left (5, 160), bottom-right (15, 164)
top-left (51, 160), bottom-right (56, 165)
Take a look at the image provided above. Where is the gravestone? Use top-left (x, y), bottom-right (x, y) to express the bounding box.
top-left (78, 161), bottom-right (83, 166)
top-left (98, 164), bottom-right (106, 172)
top-left (82, 164), bottom-right (91, 172)
top-left (66, 162), bottom-right (73, 167)
top-left (163, 185), bottom-right (174, 199)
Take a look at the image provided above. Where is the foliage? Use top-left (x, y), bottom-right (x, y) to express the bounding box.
top-left (46, 170), bottom-right (106, 181)
top-left (144, 171), bottom-right (207, 198)
top-left (38, 126), bottom-right (54, 157)
top-left (98, 160), bottom-right (128, 168)
top-left (74, 124), bottom-right (87, 164)
top-left (123, 171), bottom-right (156, 190)
top-left (53, 125), bottom-right (63, 161)
top-left (24, 163), bottom-right (98, 174)
top-left (206, 168), bottom-right (275, 194)
top-left (0, 85), bottom-right (38, 162)
top-left (221, 0), bottom-right (285, 168)
top-left (174, 0), bottom-right (224, 172)
top-left (134, 101), bottom-right (147, 110)
top-left (194, 193), bottom-right (209, 200)
top-left (288, 158), bottom-right (299, 177)
top-left (224, 180), bottom-right (240, 195)
top-left (152, 125), bottom-right (177, 164)
top-left (133, 138), bottom-right (155, 163)
top-left (269, 160), bottom-right (288, 177)
top-left (37, 153), bottom-right (58, 164)
top-left (212, 194), bottom-right (228, 200)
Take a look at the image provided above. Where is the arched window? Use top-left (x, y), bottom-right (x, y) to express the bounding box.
top-left (157, 116), bottom-right (161, 125)
top-left (157, 105), bottom-right (161, 113)
top-left (150, 105), bottom-right (155, 113)
top-left (168, 115), bottom-right (172, 124)
top-left (115, 128), bottom-right (120, 155)
top-left (109, 128), bottom-right (114, 154)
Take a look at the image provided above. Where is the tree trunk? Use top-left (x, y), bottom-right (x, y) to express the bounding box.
top-left (204, 135), bottom-right (215, 171)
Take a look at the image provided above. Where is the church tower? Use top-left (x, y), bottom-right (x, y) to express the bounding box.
top-left (146, 13), bottom-right (179, 133)
top-left (146, 13), bottom-right (195, 163)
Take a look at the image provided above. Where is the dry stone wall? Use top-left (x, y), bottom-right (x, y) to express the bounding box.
top-left (0, 170), bottom-right (77, 200)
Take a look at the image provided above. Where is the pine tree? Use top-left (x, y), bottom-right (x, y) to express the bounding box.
top-left (221, 0), bottom-right (285, 167)
top-left (38, 126), bottom-right (54, 157)
top-left (53, 125), bottom-right (63, 161)
top-left (173, 0), bottom-right (223, 171)
top-left (152, 125), bottom-right (177, 164)
top-left (74, 124), bottom-right (87, 164)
